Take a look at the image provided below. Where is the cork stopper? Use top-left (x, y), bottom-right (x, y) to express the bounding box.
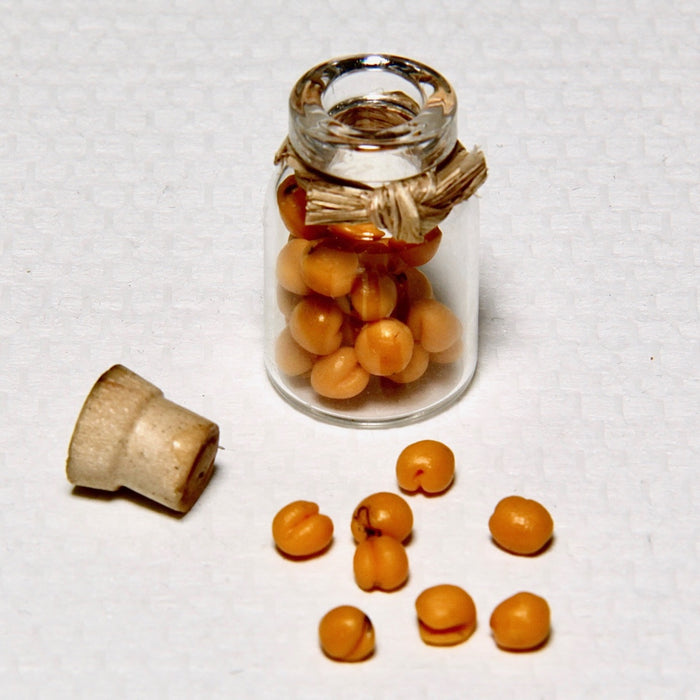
top-left (66, 365), bottom-right (219, 513)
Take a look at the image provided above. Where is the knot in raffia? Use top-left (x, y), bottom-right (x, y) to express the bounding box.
top-left (275, 139), bottom-right (487, 244)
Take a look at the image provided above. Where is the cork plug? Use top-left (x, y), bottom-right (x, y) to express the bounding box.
top-left (66, 365), bottom-right (219, 513)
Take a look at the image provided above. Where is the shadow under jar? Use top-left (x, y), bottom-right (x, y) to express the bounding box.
top-left (264, 54), bottom-right (487, 427)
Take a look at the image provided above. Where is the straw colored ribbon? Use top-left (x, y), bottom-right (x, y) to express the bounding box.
top-left (275, 138), bottom-right (487, 243)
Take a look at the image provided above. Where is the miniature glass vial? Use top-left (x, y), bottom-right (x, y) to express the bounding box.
top-left (264, 54), bottom-right (487, 427)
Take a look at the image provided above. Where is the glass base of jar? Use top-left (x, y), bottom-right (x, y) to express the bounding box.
top-left (265, 356), bottom-right (476, 428)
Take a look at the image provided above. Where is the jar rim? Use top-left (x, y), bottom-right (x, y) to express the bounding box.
top-left (288, 54), bottom-right (458, 178)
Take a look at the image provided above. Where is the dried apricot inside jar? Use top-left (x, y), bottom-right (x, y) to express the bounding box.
top-left (387, 344), bottom-right (430, 384)
top-left (274, 328), bottom-right (315, 377)
top-left (354, 318), bottom-right (414, 377)
top-left (318, 605), bottom-right (375, 661)
top-left (348, 271), bottom-right (398, 322)
top-left (396, 439), bottom-right (455, 494)
top-left (310, 346), bottom-right (370, 399)
top-left (406, 298), bottom-right (462, 354)
top-left (415, 584), bottom-right (477, 646)
top-left (288, 296), bottom-right (344, 356)
top-left (490, 592), bottom-right (550, 651)
top-left (301, 242), bottom-right (360, 298)
top-left (276, 238), bottom-right (313, 296)
top-left (277, 174), bottom-right (327, 240)
top-left (488, 495), bottom-right (554, 555)
top-left (272, 500), bottom-right (334, 557)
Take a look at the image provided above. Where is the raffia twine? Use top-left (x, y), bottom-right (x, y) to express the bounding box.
top-left (275, 138), bottom-right (487, 244)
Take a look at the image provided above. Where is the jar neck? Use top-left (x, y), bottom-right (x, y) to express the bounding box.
top-left (288, 54), bottom-right (458, 184)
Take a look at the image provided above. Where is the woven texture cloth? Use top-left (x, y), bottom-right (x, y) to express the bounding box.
top-left (1, 1), bottom-right (698, 697)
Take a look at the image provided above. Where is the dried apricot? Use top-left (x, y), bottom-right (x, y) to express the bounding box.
top-left (351, 492), bottom-right (413, 543)
top-left (396, 439), bottom-right (455, 494)
top-left (272, 500), bottom-right (333, 557)
top-left (490, 592), bottom-right (551, 651)
top-left (415, 584), bottom-right (477, 646)
top-left (353, 535), bottom-right (409, 591)
top-left (488, 496), bottom-right (553, 555)
top-left (319, 605), bottom-right (375, 661)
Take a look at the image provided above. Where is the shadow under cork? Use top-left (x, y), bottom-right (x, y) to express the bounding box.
top-left (69, 462), bottom-right (220, 519)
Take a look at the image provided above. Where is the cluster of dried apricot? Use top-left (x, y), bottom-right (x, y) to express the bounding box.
top-left (271, 439), bottom-right (555, 661)
top-left (274, 175), bottom-right (463, 399)
top-left (351, 492), bottom-right (412, 592)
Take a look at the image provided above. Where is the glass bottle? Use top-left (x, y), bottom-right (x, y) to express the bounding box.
top-left (264, 54), bottom-right (486, 427)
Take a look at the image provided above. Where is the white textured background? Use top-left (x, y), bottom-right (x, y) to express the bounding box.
top-left (1, 1), bottom-right (698, 698)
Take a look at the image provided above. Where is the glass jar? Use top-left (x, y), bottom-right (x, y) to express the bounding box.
top-left (264, 54), bottom-right (487, 427)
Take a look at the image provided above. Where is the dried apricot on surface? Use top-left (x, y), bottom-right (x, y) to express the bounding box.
top-left (488, 495), bottom-right (554, 555)
top-left (272, 500), bottom-right (334, 557)
top-left (353, 535), bottom-right (409, 591)
top-left (415, 584), bottom-right (477, 646)
top-left (319, 605), bottom-right (375, 662)
top-left (490, 592), bottom-right (551, 651)
top-left (396, 439), bottom-right (455, 494)
top-left (351, 492), bottom-right (413, 543)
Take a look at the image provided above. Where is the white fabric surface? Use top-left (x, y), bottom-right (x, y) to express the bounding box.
top-left (1, 1), bottom-right (698, 697)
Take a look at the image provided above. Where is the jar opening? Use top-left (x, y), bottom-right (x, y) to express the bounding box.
top-left (288, 54), bottom-right (457, 182)
top-left (330, 95), bottom-right (420, 132)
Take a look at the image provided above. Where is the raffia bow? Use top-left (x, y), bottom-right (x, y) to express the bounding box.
top-left (275, 138), bottom-right (487, 243)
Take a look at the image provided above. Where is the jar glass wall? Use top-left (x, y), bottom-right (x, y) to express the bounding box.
top-left (264, 55), bottom-right (484, 427)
